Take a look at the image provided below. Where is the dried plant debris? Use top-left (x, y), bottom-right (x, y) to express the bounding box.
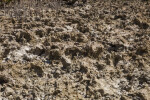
top-left (0, 0), bottom-right (150, 99)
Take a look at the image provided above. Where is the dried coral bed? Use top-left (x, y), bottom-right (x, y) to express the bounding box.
top-left (0, 0), bottom-right (150, 99)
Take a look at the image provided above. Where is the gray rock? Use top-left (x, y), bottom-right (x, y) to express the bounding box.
top-left (61, 55), bottom-right (72, 67)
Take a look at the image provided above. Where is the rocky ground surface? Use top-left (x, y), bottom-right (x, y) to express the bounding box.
top-left (0, 0), bottom-right (150, 99)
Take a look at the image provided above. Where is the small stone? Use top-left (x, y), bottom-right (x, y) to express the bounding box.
top-left (5, 87), bottom-right (14, 96)
top-left (61, 55), bottom-right (72, 67)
